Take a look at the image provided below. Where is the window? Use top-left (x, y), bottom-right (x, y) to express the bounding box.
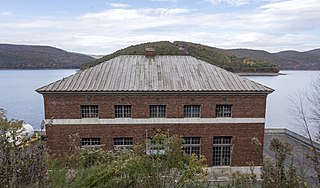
top-left (184, 105), bottom-right (201, 117)
top-left (216, 105), bottom-right (232, 117)
top-left (183, 137), bottom-right (201, 157)
top-left (150, 105), bottom-right (166, 118)
top-left (81, 138), bottom-right (101, 147)
top-left (213, 137), bottom-right (232, 166)
top-left (146, 138), bottom-right (166, 155)
top-left (81, 105), bottom-right (99, 118)
top-left (115, 105), bottom-right (132, 118)
top-left (114, 138), bottom-right (133, 149)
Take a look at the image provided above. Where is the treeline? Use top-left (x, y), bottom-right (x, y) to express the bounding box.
top-left (81, 41), bottom-right (279, 73)
top-left (0, 44), bottom-right (94, 69)
top-left (226, 48), bottom-right (320, 70)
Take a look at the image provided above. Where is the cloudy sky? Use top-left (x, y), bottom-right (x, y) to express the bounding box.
top-left (0, 0), bottom-right (319, 54)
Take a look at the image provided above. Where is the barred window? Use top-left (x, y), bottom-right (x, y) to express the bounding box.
top-left (115, 105), bottom-right (132, 118)
top-left (114, 138), bottom-right (133, 149)
top-left (81, 138), bottom-right (101, 147)
top-left (183, 137), bottom-right (201, 157)
top-left (216, 105), bottom-right (232, 117)
top-left (150, 105), bottom-right (166, 118)
top-left (213, 136), bottom-right (232, 166)
top-left (81, 105), bottom-right (99, 118)
top-left (184, 105), bottom-right (201, 118)
top-left (146, 138), bottom-right (166, 155)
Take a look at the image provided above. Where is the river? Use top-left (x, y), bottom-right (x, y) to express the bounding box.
top-left (0, 70), bottom-right (319, 134)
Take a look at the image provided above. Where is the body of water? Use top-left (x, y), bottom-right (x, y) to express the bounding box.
top-left (246, 70), bottom-right (320, 134)
top-left (0, 70), bottom-right (77, 129)
top-left (0, 70), bottom-right (319, 133)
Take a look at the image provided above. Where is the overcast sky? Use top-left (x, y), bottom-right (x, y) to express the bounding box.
top-left (0, 0), bottom-right (319, 54)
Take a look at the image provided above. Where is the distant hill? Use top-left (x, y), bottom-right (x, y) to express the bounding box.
top-left (226, 48), bottom-right (320, 70)
top-left (81, 41), bottom-right (279, 73)
top-left (0, 44), bottom-right (94, 69)
top-left (306, 49), bottom-right (320, 56)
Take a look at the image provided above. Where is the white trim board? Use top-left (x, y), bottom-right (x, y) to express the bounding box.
top-left (45, 118), bottom-right (265, 125)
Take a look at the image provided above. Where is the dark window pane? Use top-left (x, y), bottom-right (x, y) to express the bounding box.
top-left (81, 105), bottom-right (99, 118)
top-left (213, 136), bottom-right (232, 166)
top-left (115, 105), bottom-right (132, 118)
top-left (150, 105), bottom-right (166, 118)
top-left (216, 105), bottom-right (232, 117)
top-left (81, 138), bottom-right (101, 146)
top-left (183, 137), bottom-right (201, 157)
top-left (184, 105), bottom-right (200, 118)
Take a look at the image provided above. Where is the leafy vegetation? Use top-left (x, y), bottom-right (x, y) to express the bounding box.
top-left (262, 138), bottom-right (305, 188)
top-left (47, 132), bottom-right (208, 188)
top-left (0, 108), bottom-right (47, 187)
top-left (1, 108), bottom-right (316, 187)
top-left (81, 41), bottom-right (279, 73)
top-left (0, 112), bottom-right (208, 188)
top-left (0, 44), bottom-right (94, 69)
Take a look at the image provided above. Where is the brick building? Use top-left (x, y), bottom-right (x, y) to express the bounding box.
top-left (37, 50), bottom-right (273, 169)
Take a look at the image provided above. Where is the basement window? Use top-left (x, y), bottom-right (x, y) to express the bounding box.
top-left (183, 137), bottom-right (201, 157)
top-left (216, 105), bottom-right (232, 117)
top-left (150, 105), bottom-right (166, 118)
top-left (213, 136), bottom-right (232, 166)
top-left (115, 105), bottom-right (132, 118)
top-left (81, 138), bottom-right (101, 147)
top-left (184, 105), bottom-right (201, 118)
top-left (80, 105), bottom-right (99, 118)
top-left (114, 138), bottom-right (134, 150)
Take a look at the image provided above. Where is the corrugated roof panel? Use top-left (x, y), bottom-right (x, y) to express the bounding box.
top-left (73, 69), bottom-right (87, 91)
top-left (36, 55), bottom-right (273, 93)
top-left (90, 64), bottom-right (104, 91)
top-left (93, 63), bottom-right (107, 91)
top-left (83, 66), bottom-right (97, 91)
top-left (65, 70), bottom-right (80, 91)
top-left (109, 57), bottom-right (122, 91)
top-left (102, 59), bottom-right (114, 91)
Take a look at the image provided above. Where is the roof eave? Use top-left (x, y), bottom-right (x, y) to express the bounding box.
top-left (36, 90), bottom-right (273, 95)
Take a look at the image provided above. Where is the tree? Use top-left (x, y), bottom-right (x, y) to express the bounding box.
top-left (290, 74), bottom-right (320, 183)
top-left (262, 138), bottom-right (303, 188)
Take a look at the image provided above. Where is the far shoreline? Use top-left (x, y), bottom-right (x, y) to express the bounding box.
top-left (0, 68), bottom-right (79, 71)
top-left (236, 72), bottom-right (284, 76)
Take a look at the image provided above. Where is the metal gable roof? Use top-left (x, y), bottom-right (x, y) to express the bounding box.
top-left (36, 55), bottom-right (273, 94)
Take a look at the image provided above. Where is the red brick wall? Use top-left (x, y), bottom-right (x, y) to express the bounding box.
top-left (43, 94), bottom-right (267, 119)
top-left (42, 93), bottom-right (267, 167)
top-left (46, 123), bottom-right (264, 166)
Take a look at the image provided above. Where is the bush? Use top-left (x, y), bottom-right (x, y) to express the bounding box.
top-left (0, 108), bottom-right (47, 187)
top-left (43, 132), bottom-right (208, 188)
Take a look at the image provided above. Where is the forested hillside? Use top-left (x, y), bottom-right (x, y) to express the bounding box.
top-left (81, 41), bottom-right (279, 73)
top-left (0, 44), bottom-right (94, 69)
top-left (226, 48), bottom-right (320, 70)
